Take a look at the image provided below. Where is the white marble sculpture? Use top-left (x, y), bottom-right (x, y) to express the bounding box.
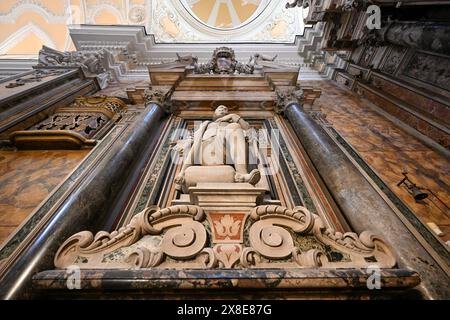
top-left (175, 105), bottom-right (261, 192)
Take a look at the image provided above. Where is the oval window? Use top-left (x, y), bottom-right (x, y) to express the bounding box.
top-left (181, 0), bottom-right (268, 29)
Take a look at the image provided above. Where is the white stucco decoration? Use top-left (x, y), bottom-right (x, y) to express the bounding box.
top-left (149, 0), bottom-right (306, 43)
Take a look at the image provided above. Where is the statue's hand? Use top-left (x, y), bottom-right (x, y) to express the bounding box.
top-left (175, 172), bottom-right (185, 185)
top-left (215, 114), bottom-right (240, 123)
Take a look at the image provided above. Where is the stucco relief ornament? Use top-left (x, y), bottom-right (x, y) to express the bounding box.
top-left (128, 6), bottom-right (146, 24)
top-left (192, 47), bottom-right (255, 75)
top-left (285, 0), bottom-right (310, 9)
top-left (37, 46), bottom-right (113, 89)
top-left (54, 204), bottom-right (397, 270)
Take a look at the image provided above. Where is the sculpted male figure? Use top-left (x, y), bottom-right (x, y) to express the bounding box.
top-left (175, 105), bottom-right (261, 191)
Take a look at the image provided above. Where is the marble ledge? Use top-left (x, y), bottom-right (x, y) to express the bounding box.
top-left (31, 268), bottom-right (421, 299)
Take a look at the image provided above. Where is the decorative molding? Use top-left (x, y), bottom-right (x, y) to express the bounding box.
top-left (9, 95), bottom-right (126, 150)
top-left (0, 22), bottom-right (56, 55)
top-left (3, 68), bottom-right (66, 88)
top-left (67, 25), bottom-right (326, 81)
top-left (151, 0), bottom-right (306, 43)
top-left (54, 204), bottom-right (397, 269)
top-left (10, 130), bottom-right (97, 150)
top-left (0, 0), bottom-right (69, 24)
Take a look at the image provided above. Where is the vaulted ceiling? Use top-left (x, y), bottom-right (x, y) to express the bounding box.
top-left (183, 0), bottom-right (263, 29)
top-left (0, 0), bottom-right (307, 57)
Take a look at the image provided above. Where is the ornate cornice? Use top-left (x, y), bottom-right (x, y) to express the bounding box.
top-left (9, 95), bottom-right (126, 150)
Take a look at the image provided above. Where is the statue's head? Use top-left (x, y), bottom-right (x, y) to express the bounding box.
top-left (213, 105), bottom-right (229, 120)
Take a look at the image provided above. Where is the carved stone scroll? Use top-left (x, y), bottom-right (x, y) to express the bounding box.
top-left (241, 205), bottom-right (396, 269)
top-left (55, 205), bottom-right (217, 269)
top-left (54, 204), bottom-right (396, 270)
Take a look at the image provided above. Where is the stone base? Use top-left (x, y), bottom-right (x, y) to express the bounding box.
top-left (188, 183), bottom-right (266, 210)
top-left (32, 268), bottom-right (421, 300)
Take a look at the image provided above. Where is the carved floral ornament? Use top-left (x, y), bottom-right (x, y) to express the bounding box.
top-left (144, 86), bottom-right (175, 112)
top-left (192, 47), bottom-right (254, 75)
top-left (275, 87), bottom-right (305, 113)
top-left (9, 96), bottom-right (127, 150)
top-left (55, 204), bottom-right (396, 270)
top-left (70, 95), bottom-right (128, 118)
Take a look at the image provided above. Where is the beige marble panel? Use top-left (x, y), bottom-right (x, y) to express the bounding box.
top-left (303, 80), bottom-right (450, 244)
top-left (0, 149), bottom-right (89, 245)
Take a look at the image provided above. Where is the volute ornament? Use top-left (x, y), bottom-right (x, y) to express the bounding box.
top-left (54, 204), bottom-right (396, 270)
top-left (275, 87), bottom-right (305, 114)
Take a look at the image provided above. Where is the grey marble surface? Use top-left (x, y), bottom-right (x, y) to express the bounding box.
top-left (31, 268), bottom-right (421, 299)
top-left (285, 103), bottom-right (450, 299)
top-left (0, 103), bottom-right (166, 299)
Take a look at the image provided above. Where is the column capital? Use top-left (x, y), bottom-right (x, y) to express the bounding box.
top-left (274, 86), bottom-right (305, 114)
top-left (144, 85), bottom-right (175, 113)
top-left (274, 86), bottom-right (322, 115)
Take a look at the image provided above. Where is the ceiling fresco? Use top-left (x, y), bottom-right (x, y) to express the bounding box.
top-left (181, 0), bottom-right (266, 29)
top-left (0, 0), bottom-right (306, 57)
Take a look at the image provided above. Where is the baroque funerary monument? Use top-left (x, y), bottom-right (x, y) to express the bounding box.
top-left (0, 0), bottom-right (448, 299)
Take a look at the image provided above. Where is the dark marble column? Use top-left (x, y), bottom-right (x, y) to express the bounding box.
top-left (0, 103), bottom-right (166, 299)
top-left (285, 102), bottom-right (450, 299)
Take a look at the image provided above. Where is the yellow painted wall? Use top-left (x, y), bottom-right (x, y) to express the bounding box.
top-left (0, 0), bottom-right (264, 55)
top-left (0, 0), bottom-right (128, 55)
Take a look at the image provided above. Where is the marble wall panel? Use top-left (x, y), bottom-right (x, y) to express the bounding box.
top-left (0, 150), bottom-right (89, 245)
top-left (370, 73), bottom-right (450, 125)
top-left (402, 52), bottom-right (450, 92)
top-left (355, 84), bottom-right (450, 149)
top-left (302, 80), bottom-right (450, 244)
top-left (380, 46), bottom-right (407, 76)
